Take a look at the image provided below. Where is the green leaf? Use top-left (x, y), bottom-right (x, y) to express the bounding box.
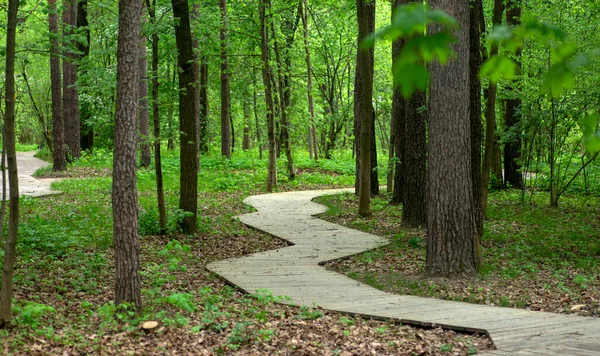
top-left (480, 55), bottom-right (518, 84)
top-left (580, 114), bottom-right (600, 154)
top-left (393, 62), bottom-right (429, 98)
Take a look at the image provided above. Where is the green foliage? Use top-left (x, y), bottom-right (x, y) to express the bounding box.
top-left (13, 302), bottom-right (56, 328)
top-left (163, 293), bottom-right (196, 313)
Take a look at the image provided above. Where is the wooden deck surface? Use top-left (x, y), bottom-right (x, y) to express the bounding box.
top-left (206, 189), bottom-right (600, 355)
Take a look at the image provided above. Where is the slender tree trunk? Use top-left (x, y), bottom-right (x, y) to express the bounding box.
top-left (172, 0), bottom-right (199, 232)
top-left (49, 0), bottom-right (66, 171)
top-left (62, 0), bottom-right (81, 159)
top-left (354, 0), bottom-right (376, 200)
top-left (390, 1), bottom-right (404, 204)
top-left (356, 0), bottom-right (374, 216)
top-left (166, 60), bottom-right (175, 151)
top-left (199, 56), bottom-right (209, 154)
top-left (504, 0), bottom-right (523, 189)
top-left (219, 0), bottom-right (231, 159)
top-left (252, 73), bottom-right (263, 159)
top-left (146, 0), bottom-right (166, 233)
top-left (470, 0), bottom-right (484, 260)
top-left (0, 0), bottom-right (20, 327)
top-left (481, 0), bottom-right (503, 216)
top-left (260, 0), bottom-right (277, 191)
top-left (271, 21), bottom-right (296, 180)
top-left (426, 0), bottom-right (479, 277)
top-left (242, 99), bottom-right (251, 150)
top-left (78, 0), bottom-right (93, 151)
top-left (139, 6), bottom-right (151, 168)
top-left (299, 0), bottom-right (318, 160)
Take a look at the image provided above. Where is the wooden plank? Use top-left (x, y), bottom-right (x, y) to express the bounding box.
top-left (209, 188), bottom-right (600, 356)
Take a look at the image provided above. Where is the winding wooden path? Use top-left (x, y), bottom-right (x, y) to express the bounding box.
top-left (207, 189), bottom-right (600, 355)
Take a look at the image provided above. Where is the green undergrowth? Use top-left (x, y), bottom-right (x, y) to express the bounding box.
top-left (0, 148), bottom-right (404, 353)
top-left (317, 190), bottom-right (600, 315)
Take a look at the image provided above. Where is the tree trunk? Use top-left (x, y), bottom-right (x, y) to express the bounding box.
top-left (481, 0), bottom-right (503, 216)
top-left (0, 0), bottom-right (20, 327)
top-left (426, 0), bottom-right (479, 277)
top-left (299, 0), bottom-right (318, 161)
top-left (252, 73), bottom-right (263, 160)
top-left (356, 0), bottom-right (374, 216)
top-left (172, 0), bottom-right (199, 233)
top-left (146, 0), bottom-right (167, 233)
top-left (470, 0), bottom-right (484, 260)
top-left (354, 0), bottom-right (376, 200)
top-left (271, 19), bottom-right (296, 180)
top-left (78, 0), bottom-right (93, 151)
top-left (49, 0), bottom-right (66, 172)
top-left (492, 132), bottom-right (503, 187)
top-left (219, 0), bottom-right (231, 159)
top-left (199, 56), bottom-right (209, 154)
top-left (402, 90), bottom-right (427, 227)
top-left (390, 0), bottom-right (404, 204)
top-left (139, 7), bottom-right (151, 168)
top-left (504, 0), bottom-right (523, 189)
top-left (112, 0), bottom-right (142, 313)
top-left (260, 0), bottom-right (277, 191)
top-left (62, 0), bottom-right (81, 159)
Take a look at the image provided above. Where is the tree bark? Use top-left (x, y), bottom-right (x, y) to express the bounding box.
top-left (49, 0), bottom-right (67, 171)
top-left (172, 0), bottom-right (199, 232)
top-left (356, 0), bottom-right (374, 216)
top-left (139, 6), bottom-right (151, 168)
top-left (62, 0), bottom-right (81, 159)
top-left (78, 0), bottom-right (93, 151)
top-left (199, 56), bottom-right (209, 154)
top-left (271, 16), bottom-right (296, 180)
top-left (243, 99), bottom-right (251, 150)
top-left (481, 0), bottom-right (503, 216)
top-left (470, 0), bottom-right (484, 260)
top-left (426, 0), bottom-right (479, 277)
top-left (112, 0), bottom-right (142, 313)
top-left (0, 0), bottom-right (20, 327)
top-left (354, 0), bottom-right (377, 200)
top-left (299, 0), bottom-right (318, 160)
top-left (253, 72), bottom-right (263, 160)
top-left (504, 0), bottom-right (523, 189)
top-left (260, 0), bottom-right (277, 191)
top-left (402, 90), bottom-right (427, 227)
top-left (219, 0), bottom-right (231, 159)
top-left (390, 0), bottom-right (404, 204)
top-left (146, 0), bottom-right (166, 233)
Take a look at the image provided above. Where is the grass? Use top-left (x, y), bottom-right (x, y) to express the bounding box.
top-left (1, 148), bottom-right (493, 354)
top-left (317, 188), bottom-right (600, 316)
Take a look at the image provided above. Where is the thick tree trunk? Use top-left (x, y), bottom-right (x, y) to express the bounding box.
top-left (504, 0), bottom-right (523, 189)
top-left (172, 0), bottom-right (199, 233)
top-left (49, 0), bottom-right (66, 172)
top-left (481, 0), bottom-right (503, 216)
top-left (147, 0), bottom-right (167, 233)
top-left (0, 0), bottom-right (20, 327)
top-left (219, 0), bottom-right (231, 159)
top-left (354, 0), bottom-right (376, 199)
top-left (62, 0), bottom-right (81, 159)
top-left (426, 0), bottom-right (479, 277)
top-left (356, 0), bottom-right (374, 216)
top-left (260, 0), bottom-right (277, 191)
top-left (113, 0), bottom-right (142, 313)
top-left (78, 0), bottom-right (93, 151)
top-left (139, 8), bottom-right (151, 168)
top-left (470, 0), bottom-right (484, 260)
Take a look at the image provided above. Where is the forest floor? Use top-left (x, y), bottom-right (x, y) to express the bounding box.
top-left (2, 151), bottom-right (492, 355)
top-left (316, 191), bottom-right (600, 318)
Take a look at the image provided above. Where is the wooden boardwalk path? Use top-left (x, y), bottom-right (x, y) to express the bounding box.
top-left (0, 151), bottom-right (60, 199)
top-left (207, 189), bottom-right (600, 355)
